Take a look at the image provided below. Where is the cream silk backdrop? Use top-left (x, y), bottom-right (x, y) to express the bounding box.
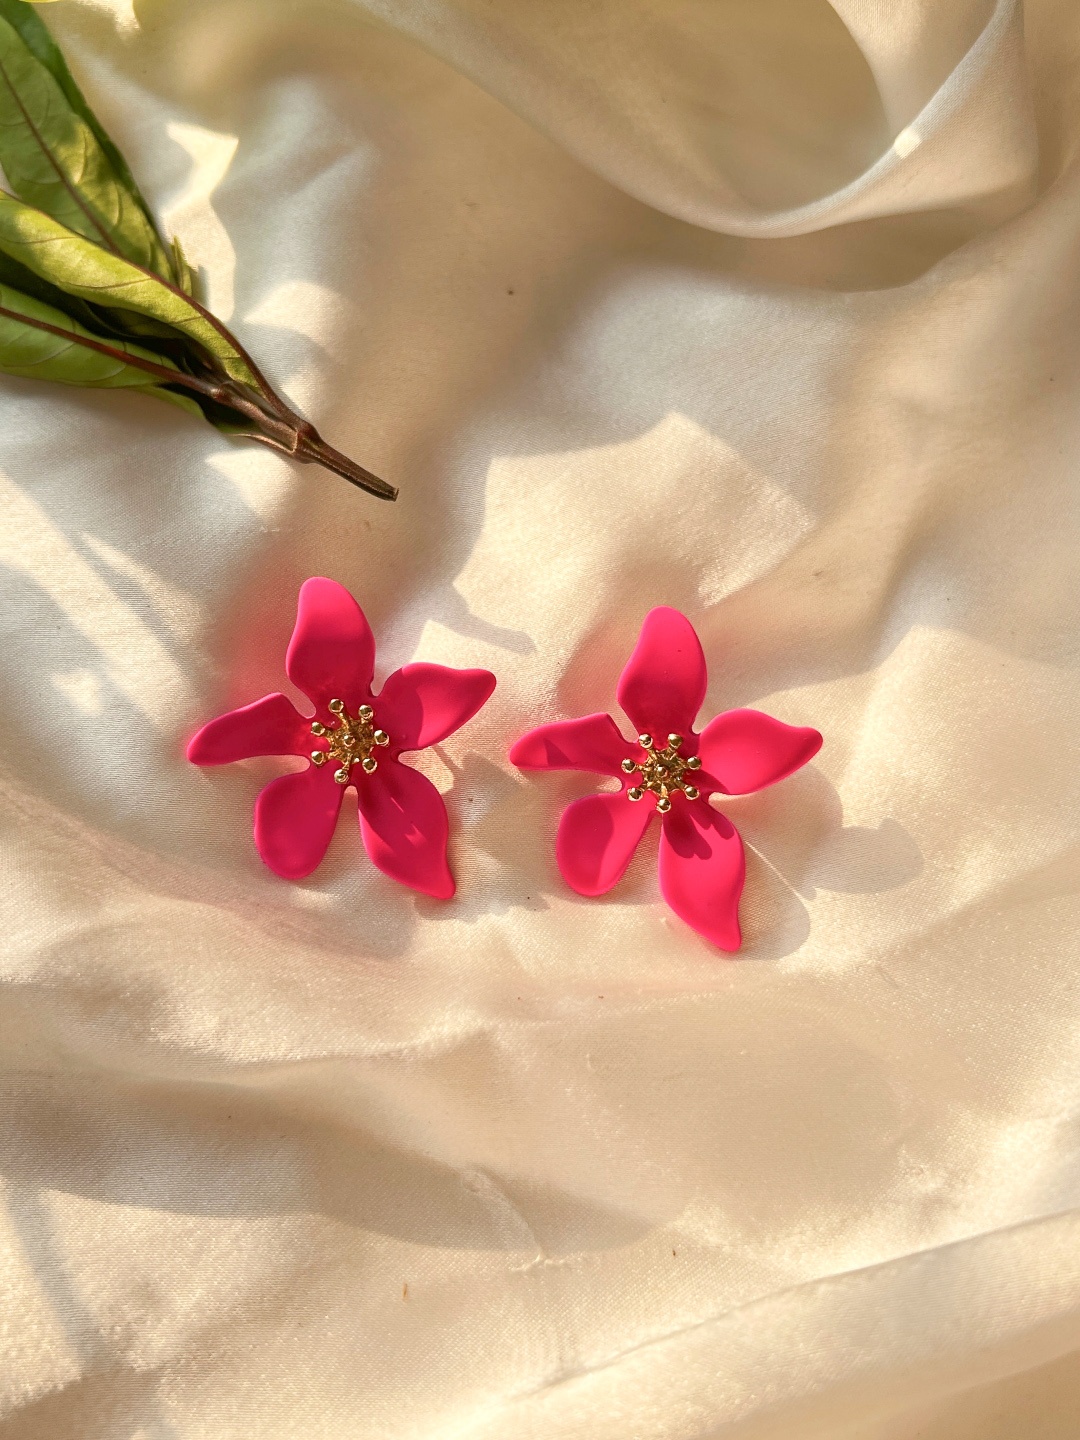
top-left (1, 0), bottom-right (1079, 1435)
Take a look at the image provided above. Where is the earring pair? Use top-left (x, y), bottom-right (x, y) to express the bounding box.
top-left (187, 578), bottom-right (821, 951)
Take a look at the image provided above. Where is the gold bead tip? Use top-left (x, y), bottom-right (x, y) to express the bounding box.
top-left (683, 785), bottom-right (700, 801)
top-left (667, 733), bottom-right (683, 750)
top-left (312, 701), bottom-right (391, 782)
top-left (638, 733), bottom-right (654, 750)
top-left (621, 758), bottom-right (637, 774)
top-left (627, 786), bottom-right (644, 802)
top-left (656, 796), bottom-right (672, 813)
top-left (687, 755), bottom-right (702, 770)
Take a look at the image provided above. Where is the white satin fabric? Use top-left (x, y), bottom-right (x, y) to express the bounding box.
top-left (2, 0), bottom-right (1079, 1435)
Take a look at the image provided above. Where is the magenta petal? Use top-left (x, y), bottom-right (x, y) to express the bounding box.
top-left (357, 757), bottom-right (454, 899)
top-left (187, 692), bottom-right (309, 765)
top-left (697, 709), bottom-right (822, 795)
top-left (377, 663), bottom-right (496, 752)
top-left (285, 577), bottom-right (376, 712)
top-left (556, 791), bottom-right (654, 896)
top-left (510, 713), bottom-right (631, 777)
top-left (616, 607), bottom-right (707, 740)
top-left (253, 763), bottom-right (345, 879)
top-left (659, 803), bottom-right (745, 951)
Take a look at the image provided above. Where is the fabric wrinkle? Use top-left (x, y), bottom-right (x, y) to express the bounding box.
top-left (0, 0), bottom-right (1076, 1435)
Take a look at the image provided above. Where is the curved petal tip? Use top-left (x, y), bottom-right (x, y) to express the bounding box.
top-left (357, 758), bottom-right (456, 899)
top-left (377, 663), bottom-right (496, 752)
top-left (698, 710), bottom-right (822, 796)
top-left (616, 607), bottom-right (707, 740)
top-left (510, 713), bottom-right (630, 776)
top-left (659, 803), bottom-right (745, 951)
top-left (556, 790), bottom-right (653, 895)
top-left (286, 577), bottom-right (376, 711)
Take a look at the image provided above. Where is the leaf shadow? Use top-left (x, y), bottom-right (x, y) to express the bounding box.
top-left (0, 1068), bottom-right (650, 1256)
top-left (1, 1177), bottom-right (180, 1440)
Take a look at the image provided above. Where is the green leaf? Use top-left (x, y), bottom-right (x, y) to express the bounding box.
top-left (0, 4), bottom-right (396, 500)
top-left (0, 211), bottom-right (203, 359)
top-left (0, 266), bottom-right (400, 498)
top-left (0, 191), bottom-right (260, 388)
top-left (170, 233), bottom-right (198, 299)
top-left (0, 243), bottom-right (204, 380)
top-left (0, 275), bottom-right (187, 392)
top-left (0, 277), bottom-right (273, 438)
top-left (0, 0), bottom-right (175, 278)
top-left (0, 271), bottom-right (299, 451)
top-left (130, 384), bottom-right (207, 420)
top-left (0, 238), bottom-right (104, 329)
top-left (0, 0), bottom-right (163, 247)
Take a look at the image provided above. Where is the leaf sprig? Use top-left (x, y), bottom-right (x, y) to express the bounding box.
top-left (0, 0), bottom-right (395, 500)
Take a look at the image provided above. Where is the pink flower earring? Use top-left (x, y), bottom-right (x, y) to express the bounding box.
top-left (510, 607), bottom-right (822, 950)
top-left (187, 577), bottom-right (495, 897)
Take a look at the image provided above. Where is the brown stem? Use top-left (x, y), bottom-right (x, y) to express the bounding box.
top-left (114, 250), bottom-right (295, 418)
top-left (294, 429), bottom-right (398, 500)
top-left (0, 302), bottom-right (221, 393)
top-left (205, 378), bottom-right (302, 449)
top-left (208, 377), bottom-right (396, 499)
top-left (9, 194), bottom-right (292, 416)
top-left (0, 302), bottom-right (396, 499)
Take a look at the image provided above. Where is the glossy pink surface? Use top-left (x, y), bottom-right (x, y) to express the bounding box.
top-left (556, 790), bottom-right (654, 896)
top-left (658, 803), bottom-right (746, 952)
top-left (509, 712), bottom-right (629, 776)
top-left (286, 576), bottom-right (376, 714)
top-left (254, 764), bottom-right (345, 880)
top-left (510, 607), bottom-right (822, 951)
top-left (357, 757), bottom-right (454, 899)
top-left (697, 708), bottom-right (822, 796)
top-left (616, 606), bottom-right (707, 740)
top-left (187, 578), bottom-right (495, 895)
top-left (377, 662), bottom-right (496, 753)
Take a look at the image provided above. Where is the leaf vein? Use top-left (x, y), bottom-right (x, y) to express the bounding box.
top-left (0, 38), bottom-right (116, 255)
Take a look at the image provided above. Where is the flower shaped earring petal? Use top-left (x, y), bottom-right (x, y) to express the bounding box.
top-left (510, 607), bottom-right (822, 950)
top-left (187, 577), bottom-right (496, 897)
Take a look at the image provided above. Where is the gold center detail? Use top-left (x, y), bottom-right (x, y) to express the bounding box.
top-left (622, 732), bottom-right (702, 814)
top-left (310, 699), bottom-right (390, 785)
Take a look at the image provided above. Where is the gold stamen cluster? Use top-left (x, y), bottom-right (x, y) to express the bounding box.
top-left (622, 732), bottom-right (702, 814)
top-left (310, 698), bottom-right (389, 785)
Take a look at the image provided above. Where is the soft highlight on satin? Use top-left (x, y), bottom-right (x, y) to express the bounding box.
top-left (0, 0), bottom-right (1078, 1436)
